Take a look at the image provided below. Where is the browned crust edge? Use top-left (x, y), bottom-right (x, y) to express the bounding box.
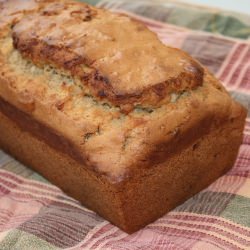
top-left (1, 95), bottom-right (242, 182)
top-left (0, 96), bottom-right (86, 166)
top-left (8, 0), bottom-right (204, 111)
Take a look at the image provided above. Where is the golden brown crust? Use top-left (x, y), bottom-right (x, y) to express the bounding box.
top-left (0, 103), bottom-right (246, 233)
top-left (0, 0), bottom-right (56, 31)
top-left (10, 0), bottom-right (204, 109)
top-left (0, 96), bottom-right (86, 165)
top-left (0, 0), bottom-right (247, 233)
top-left (0, 45), bottom-right (245, 180)
top-left (0, 0), bottom-right (247, 182)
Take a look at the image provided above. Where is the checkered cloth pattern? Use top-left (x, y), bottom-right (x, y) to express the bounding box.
top-left (0, 0), bottom-right (249, 249)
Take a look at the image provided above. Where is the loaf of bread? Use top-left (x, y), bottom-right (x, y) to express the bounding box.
top-left (0, 0), bottom-right (247, 233)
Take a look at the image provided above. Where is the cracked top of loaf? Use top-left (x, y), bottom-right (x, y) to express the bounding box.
top-left (0, 0), bottom-right (244, 181)
top-left (4, 0), bottom-right (204, 111)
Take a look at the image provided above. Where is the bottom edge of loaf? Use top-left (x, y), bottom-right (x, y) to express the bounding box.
top-left (0, 108), bottom-right (245, 233)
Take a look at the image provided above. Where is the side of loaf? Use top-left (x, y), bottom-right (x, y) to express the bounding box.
top-left (0, 0), bottom-right (247, 233)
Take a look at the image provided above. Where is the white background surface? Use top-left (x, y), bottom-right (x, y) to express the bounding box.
top-left (182, 0), bottom-right (250, 14)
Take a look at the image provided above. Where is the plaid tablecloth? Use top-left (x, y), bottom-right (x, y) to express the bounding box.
top-left (0, 0), bottom-right (250, 249)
